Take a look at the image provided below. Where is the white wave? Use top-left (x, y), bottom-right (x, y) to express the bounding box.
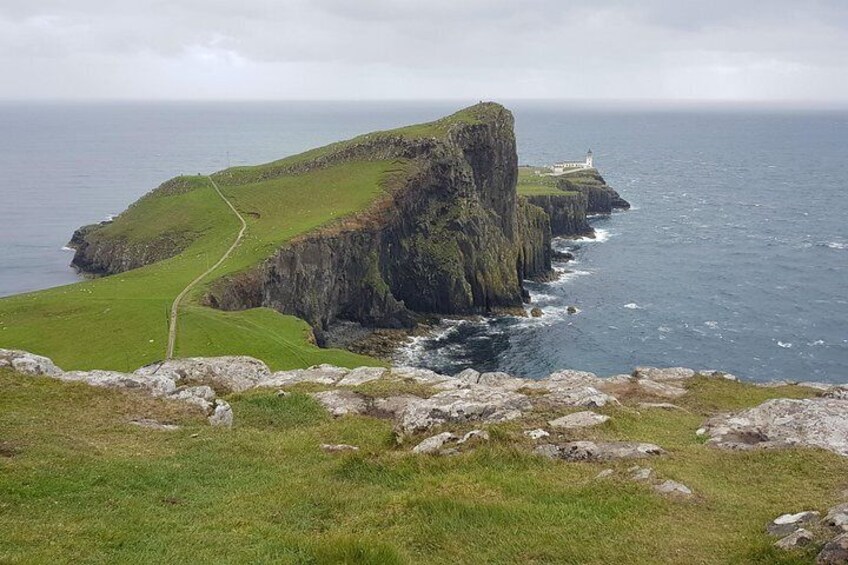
top-left (808, 340), bottom-right (825, 346)
top-left (623, 303), bottom-right (641, 309)
top-left (826, 242), bottom-right (847, 250)
top-left (575, 228), bottom-right (611, 243)
top-left (777, 341), bottom-right (793, 349)
top-left (60, 246), bottom-right (74, 252)
top-left (658, 326), bottom-right (671, 333)
top-left (704, 320), bottom-right (719, 329)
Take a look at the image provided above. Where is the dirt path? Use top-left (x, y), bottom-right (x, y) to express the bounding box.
top-left (165, 176), bottom-right (247, 359)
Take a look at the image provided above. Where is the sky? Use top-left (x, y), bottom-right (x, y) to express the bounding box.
top-left (1, 0), bottom-right (847, 102)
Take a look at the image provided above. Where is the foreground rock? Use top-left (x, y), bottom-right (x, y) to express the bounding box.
top-left (767, 511), bottom-right (821, 537)
top-left (136, 356), bottom-right (271, 393)
top-left (817, 533), bottom-right (848, 564)
top-left (775, 528), bottom-right (815, 550)
top-left (653, 480), bottom-right (694, 497)
top-left (534, 441), bottom-right (665, 462)
top-left (548, 411), bottom-right (610, 430)
top-left (0, 349), bottom-right (62, 377)
top-left (396, 388), bottom-right (532, 435)
top-left (701, 398), bottom-right (848, 456)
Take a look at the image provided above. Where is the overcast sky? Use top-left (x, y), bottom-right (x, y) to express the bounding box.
top-left (2, 0), bottom-right (847, 102)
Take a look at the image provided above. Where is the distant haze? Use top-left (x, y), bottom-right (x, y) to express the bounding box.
top-left (1, 0), bottom-right (848, 102)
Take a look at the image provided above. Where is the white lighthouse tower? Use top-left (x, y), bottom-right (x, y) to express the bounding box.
top-left (585, 149), bottom-right (594, 168)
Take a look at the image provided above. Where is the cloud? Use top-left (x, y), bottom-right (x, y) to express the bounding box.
top-left (0, 0), bottom-right (846, 101)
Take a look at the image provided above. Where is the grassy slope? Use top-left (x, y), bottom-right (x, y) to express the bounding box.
top-left (2, 369), bottom-right (845, 564)
top-left (0, 105), bottom-right (495, 371)
top-left (517, 166), bottom-right (572, 197)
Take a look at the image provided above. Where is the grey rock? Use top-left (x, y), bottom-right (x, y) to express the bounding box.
top-left (817, 533), bottom-right (848, 564)
top-left (390, 366), bottom-right (453, 385)
top-left (0, 349), bottom-right (63, 376)
top-left (136, 356), bottom-right (270, 393)
top-left (654, 480), bottom-right (694, 497)
top-left (824, 386), bottom-right (848, 400)
top-left (637, 379), bottom-right (687, 399)
top-left (775, 528), bottom-right (815, 550)
top-left (633, 367), bottom-right (696, 382)
top-left (629, 466), bottom-right (654, 481)
top-left (539, 386), bottom-right (620, 409)
top-left (548, 411), bottom-right (610, 430)
top-left (768, 511), bottom-right (821, 537)
top-left (129, 418), bottom-right (180, 431)
top-left (412, 432), bottom-right (458, 454)
top-left (458, 429), bottom-right (490, 444)
top-left (478, 372), bottom-right (526, 390)
top-left (261, 364), bottom-right (348, 387)
top-left (824, 503), bottom-right (848, 531)
top-left (454, 368), bottom-right (481, 384)
top-left (701, 398), bottom-right (848, 456)
top-left (310, 390), bottom-right (368, 417)
top-left (371, 394), bottom-right (422, 418)
top-left (754, 380), bottom-right (797, 388)
top-left (396, 388), bottom-right (531, 435)
top-left (320, 443), bottom-right (360, 453)
top-left (208, 400), bottom-right (233, 427)
top-left (60, 370), bottom-right (177, 397)
top-left (336, 366), bottom-right (387, 387)
top-left (524, 428), bottom-right (551, 440)
top-left (169, 385), bottom-right (216, 412)
top-left (700, 370), bottom-right (739, 382)
top-left (543, 370), bottom-right (603, 388)
top-left (535, 441), bottom-right (666, 462)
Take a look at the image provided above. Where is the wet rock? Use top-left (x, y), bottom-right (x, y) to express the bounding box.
top-left (637, 379), bottom-right (687, 399)
top-left (701, 398), bottom-right (848, 456)
top-left (530, 307), bottom-right (543, 318)
top-left (320, 444), bottom-right (360, 453)
top-left (412, 432), bottom-right (458, 454)
top-left (524, 428), bottom-right (551, 440)
top-left (535, 441), bottom-right (665, 462)
top-left (566, 306), bottom-right (578, 315)
top-left (774, 528), bottom-right (815, 550)
top-left (548, 411), bottom-right (610, 430)
top-left (397, 388), bottom-right (532, 435)
top-left (824, 503), bottom-right (848, 531)
top-left (0, 349), bottom-right (62, 376)
top-left (768, 511), bottom-right (821, 537)
top-left (208, 400), bottom-right (233, 427)
top-left (337, 366), bottom-right (387, 386)
top-left (136, 356), bottom-right (270, 393)
top-left (633, 367), bottom-right (696, 382)
top-left (311, 390), bottom-right (369, 417)
top-left (61, 370), bottom-right (177, 397)
top-left (817, 533), bottom-right (848, 564)
top-left (130, 418), bottom-right (180, 431)
top-left (654, 480), bottom-right (694, 497)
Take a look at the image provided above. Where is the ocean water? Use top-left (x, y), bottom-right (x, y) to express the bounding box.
top-left (1, 101), bottom-right (846, 382)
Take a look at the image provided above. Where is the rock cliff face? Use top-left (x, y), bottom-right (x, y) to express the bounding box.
top-left (205, 104), bottom-right (553, 337)
top-left (522, 193), bottom-right (592, 238)
top-left (558, 171), bottom-right (629, 215)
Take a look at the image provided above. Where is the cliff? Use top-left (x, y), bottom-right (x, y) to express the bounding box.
top-left (522, 193), bottom-right (592, 238)
top-left (557, 169), bottom-right (630, 214)
top-left (205, 104), bottom-right (554, 337)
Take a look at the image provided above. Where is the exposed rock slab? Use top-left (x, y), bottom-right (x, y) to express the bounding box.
top-left (534, 441), bottom-right (665, 462)
top-left (136, 356), bottom-right (270, 393)
top-left (767, 511), bottom-right (821, 537)
top-left (396, 388), bottom-right (531, 435)
top-left (633, 367), bottom-right (696, 382)
top-left (701, 398), bottom-right (848, 456)
top-left (775, 528), bottom-right (814, 550)
top-left (0, 349), bottom-right (62, 376)
top-left (61, 370), bottom-right (177, 396)
top-left (310, 390), bottom-right (369, 417)
top-left (637, 379), bottom-right (687, 399)
top-left (548, 411), bottom-right (610, 430)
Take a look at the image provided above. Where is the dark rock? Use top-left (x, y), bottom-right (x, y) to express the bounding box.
top-left (817, 533), bottom-right (848, 564)
top-left (566, 306), bottom-right (578, 315)
top-left (767, 511), bottom-right (821, 537)
top-left (557, 170), bottom-right (630, 214)
top-left (530, 307), bottom-right (543, 318)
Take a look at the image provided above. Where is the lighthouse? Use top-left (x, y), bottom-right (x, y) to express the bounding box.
top-left (586, 149), bottom-right (594, 168)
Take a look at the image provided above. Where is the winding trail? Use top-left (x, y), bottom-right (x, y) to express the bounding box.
top-left (165, 176), bottom-right (247, 359)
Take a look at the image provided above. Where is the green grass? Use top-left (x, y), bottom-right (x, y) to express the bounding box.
top-left (516, 166), bottom-right (565, 196)
top-left (1, 370), bottom-right (845, 563)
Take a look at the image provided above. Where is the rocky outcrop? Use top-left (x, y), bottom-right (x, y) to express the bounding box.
top-left (534, 441), bottom-right (665, 462)
top-left (699, 398), bottom-right (848, 456)
top-left (522, 192), bottom-right (593, 238)
top-left (557, 170), bottom-right (629, 214)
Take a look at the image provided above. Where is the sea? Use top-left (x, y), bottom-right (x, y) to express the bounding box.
top-left (1, 101), bottom-right (846, 382)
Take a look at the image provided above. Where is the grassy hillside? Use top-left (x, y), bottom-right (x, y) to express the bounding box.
top-left (2, 369), bottom-right (845, 563)
top-left (0, 104), bottom-right (499, 371)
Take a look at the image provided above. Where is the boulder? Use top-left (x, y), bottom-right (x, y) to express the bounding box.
top-left (637, 379), bottom-right (687, 399)
top-left (136, 356), bottom-right (270, 393)
top-left (654, 480), bottom-right (693, 497)
top-left (0, 349), bottom-right (62, 376)
top-left (412, 432), bottom-right (458, 454)
top-left (534, 441), bottom-right (665, 462)
top-left (824, 503), bottom-right (848, 531)
top-left (310, 390), bottom-right (368, 417)
top-left (548, 411), bottom-right (610, 430)
top-left (336, 366), bottom-right (387, 387)
top-left (60, 370), bottom-right (177, 397)
top-left (701, 398), bottom-right (848, 456)
top-left (208, 400), bottom-right (233, 427)
top-left (817, 533), bottom-right (848, 564)
top-left (774, 528), bottom-right (815, 551)
top-left (633, 367), bottom-right (696, 382)
top-left (530, 307), bottom-right (543, 318)
top-left (767, 511), bottom-right (821, 537)
top-left (396, 388), bottom-right (532, 435)
top-left (524, 428), bottom-right (551, 440)
top-left (169, 385), bottom-right (216, 412)
top-left (629, 466), bottom-right (653, 481)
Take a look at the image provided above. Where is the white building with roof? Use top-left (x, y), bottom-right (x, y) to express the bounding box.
top-left (549, 149), bottom-right (593, 175)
